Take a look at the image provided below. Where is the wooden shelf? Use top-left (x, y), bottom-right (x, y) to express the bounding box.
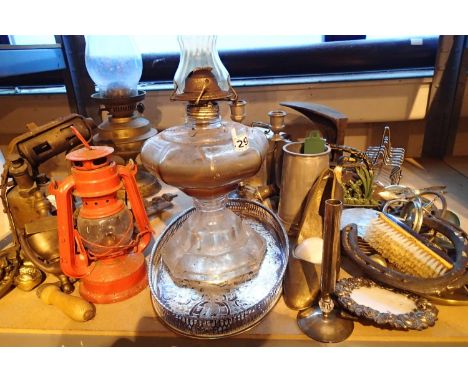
top-left (0, 158), bottom-right (467, 346)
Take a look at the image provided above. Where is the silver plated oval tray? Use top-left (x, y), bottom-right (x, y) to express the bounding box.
top-left (148, 198), bottom-right (289, 339)
top-left (335, 277), bottom-right (438, 330)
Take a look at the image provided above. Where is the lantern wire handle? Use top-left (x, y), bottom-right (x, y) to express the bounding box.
top-left (71, 126), bottom-right (92, 150)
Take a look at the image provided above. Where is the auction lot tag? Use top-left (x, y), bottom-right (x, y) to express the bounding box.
top-left (231, 128), bottom-right (249, 152)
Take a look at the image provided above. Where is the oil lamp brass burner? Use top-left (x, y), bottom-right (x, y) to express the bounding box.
top-left (91, 91), bottom-right (160, 198)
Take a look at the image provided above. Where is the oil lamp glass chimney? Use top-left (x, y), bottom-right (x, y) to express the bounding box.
top-left (85, 35), bottom-right (142, 98)
top-left (174, 35), bottom-right (230, 95)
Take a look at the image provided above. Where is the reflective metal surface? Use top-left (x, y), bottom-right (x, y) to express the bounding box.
top-left (1, 114), bottom-right (95, 294)
top-left (148, 199), bottom-right (288, 339)
top-left (296, 199), bottom-right (354, 343)
top-left (282, 169), bottom-right (332, 311)
top-left (283, 251), bottom-right (319, 311)
top-left (365, 126), bottom-right (405, 186)
top-left (0, 247), bottom-right (19, 298)
top-left (297, 308), bottom-right (354, 343)
top-left (335, 277), bottom-right (438, 330)
top-left (14, 260), bottom-right (42, 291)
top-left (251, 109), bottom-right (288, 189)
top-left (278, 142), bottom-right (330, 235)
top-left (92, 90), bottom-right (160, 198)
top-left (341, 208), bottom-right (468, 297)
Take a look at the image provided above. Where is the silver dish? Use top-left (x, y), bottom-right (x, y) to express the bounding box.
top-left (148, 199), bottom-right (289, 339)
top-left (335, 277), bottom-right (438, 330)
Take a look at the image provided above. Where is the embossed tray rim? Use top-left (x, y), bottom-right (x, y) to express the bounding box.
top-left (335, 277), bottom-right (438, 330)
top-left (148, 198), bottom-right (289, 339)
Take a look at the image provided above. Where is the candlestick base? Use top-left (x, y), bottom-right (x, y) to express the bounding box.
top-left (297, 306), bottom-right (354, 343)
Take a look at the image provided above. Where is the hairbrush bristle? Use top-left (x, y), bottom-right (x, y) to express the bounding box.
top-left (363, 213), bottom-right (452, 278)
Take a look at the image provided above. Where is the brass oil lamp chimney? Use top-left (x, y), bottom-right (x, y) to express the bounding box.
top-left (141, 36), bottom-right (269, 288)
top-left (85, 35), bottom-right (160, 198)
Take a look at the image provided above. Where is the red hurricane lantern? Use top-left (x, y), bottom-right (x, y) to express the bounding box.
top-left (49, 127), bottom-right (152, 303)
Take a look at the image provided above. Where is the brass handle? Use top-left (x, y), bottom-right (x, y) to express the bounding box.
top-left (37, 284), bottom-right (95, 322)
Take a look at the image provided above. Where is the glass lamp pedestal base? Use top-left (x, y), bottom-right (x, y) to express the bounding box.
top-left (162, 195), bottom-right (267, 288)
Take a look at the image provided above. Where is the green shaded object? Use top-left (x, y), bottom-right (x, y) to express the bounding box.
top-left (303, 131), bottom-right (325, 154)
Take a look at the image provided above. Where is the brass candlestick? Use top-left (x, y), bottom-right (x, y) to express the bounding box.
top-left (297, 199), bottom-right (354, 343)
top-left (251, 110), bottom-right (289, 188)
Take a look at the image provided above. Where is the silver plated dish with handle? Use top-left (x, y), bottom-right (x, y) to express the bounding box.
top-left (148, 198), bottom-right (289, 339)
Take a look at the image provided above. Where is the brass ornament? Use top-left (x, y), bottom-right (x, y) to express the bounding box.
top-left (229, 100), bottom-right (247, 123)
top-left (0, 247), bottom-right (20, 298)
top-left (14, 260), bottom-right (43, 291)
top-left (1, 114), bottom-right (95, 294)
top-left (329, 143), bottom-right (379, 207)
top-left (251, 110), bottom-right (289, 190)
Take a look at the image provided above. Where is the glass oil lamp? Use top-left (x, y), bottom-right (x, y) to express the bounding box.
top-left (49, 128), bottom-right (153, 303)
top-left (85, 35), bottom-right (159, 198)
top-left (141, 36), bottom-right (269, 288)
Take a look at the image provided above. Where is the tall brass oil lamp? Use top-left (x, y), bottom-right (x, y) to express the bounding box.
top-left (141, 36), bottom-right (269, 288)
top-left (85, 35), bottom-right (159, 198)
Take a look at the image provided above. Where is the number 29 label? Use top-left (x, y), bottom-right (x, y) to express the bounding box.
top-left (231, 128), bottom-right (249, 152)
